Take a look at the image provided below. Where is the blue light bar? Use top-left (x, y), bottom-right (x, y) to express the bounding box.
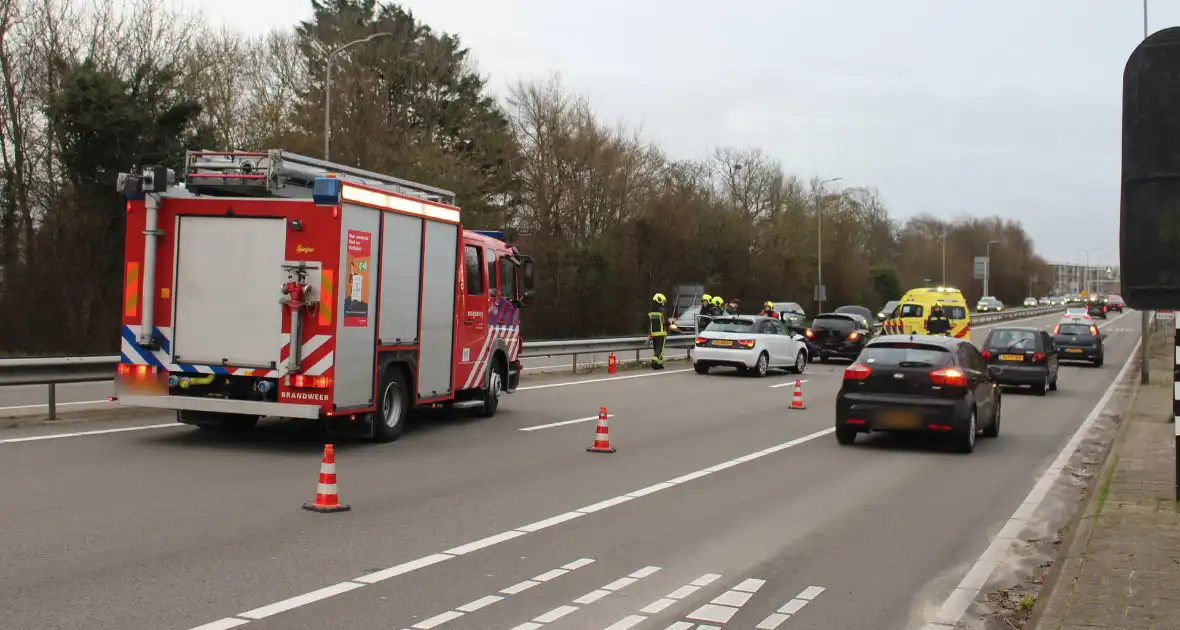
top-left (473, 230), bottom-right (507, 241)
top-left (312, 177), bottom-right (342, 206)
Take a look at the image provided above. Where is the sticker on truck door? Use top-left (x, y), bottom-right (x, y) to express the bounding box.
top-left (343, 230), bottom-right (372, 327)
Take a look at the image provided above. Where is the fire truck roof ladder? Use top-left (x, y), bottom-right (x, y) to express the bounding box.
top-left (182, 149), bottom-right (455, 205)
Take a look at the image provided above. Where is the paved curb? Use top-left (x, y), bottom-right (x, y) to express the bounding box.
top-left (1024, 348), bottom-right (1145, 630)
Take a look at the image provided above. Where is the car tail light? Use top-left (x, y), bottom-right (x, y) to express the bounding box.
top-left (695, 336), bottom-right (708, 346)
top-left (737, 339), bottom-right (756, 349)
top-left (927, 424), bottom-right (953, 431)
top-left (290, 375), bottom-right (332, 389)
top-left (804, 329), bottom-right (815, 339)
top-left (1089, 325), bottom-right (1098, 336)
top-left (1033, 352), bottom-right (1046, 363)
top-left (848, 332), bottom-right (860, 341)
top-left (844, 363), bottom-right (872, 380)
top-left (929, 367), bottom-right (968, 386)
top-left (980, 349), bottom-right (992, 360)
top-left (845, 418), bottom-right (867, 425)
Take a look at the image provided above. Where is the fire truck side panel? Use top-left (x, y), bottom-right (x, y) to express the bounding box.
top-left (377, 211), bottom-right (424, 345)
top-left (418, 220), bottom-right (460, 399)
top-left (172, 215), bottom-right (287, 368)
top-left (333, 203), bottom-right (382, 409)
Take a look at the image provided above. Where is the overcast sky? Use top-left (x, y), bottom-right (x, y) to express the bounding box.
top-left (187, 0), bottom-right (1174, 267)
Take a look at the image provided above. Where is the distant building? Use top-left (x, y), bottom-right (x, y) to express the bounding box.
top-left (1051, 262), bottom-right (1120, 295)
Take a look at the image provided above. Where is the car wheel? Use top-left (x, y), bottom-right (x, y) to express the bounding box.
top-left (790, 350), bottom-right (807, 374)
top-left (955, 407), bottom-right (976, 454)
top-left (1093, 356), bottom-right (1104, 367)
top-left (835, 426), bottom-right (857, 445)
top-left (1035, 372), bottom-right (1048, 396)
top-left (751, 352), bottom-right (769, 377)
top-left (694, 362), bottom-right (710, 375)
top-left (819, 353), bottom-right (829, 364)
top-left (983, 394), bottom-right (1001, 438)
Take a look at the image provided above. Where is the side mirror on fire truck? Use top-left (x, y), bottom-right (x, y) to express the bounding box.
top-left (519, 256), bottom-right (537, 307)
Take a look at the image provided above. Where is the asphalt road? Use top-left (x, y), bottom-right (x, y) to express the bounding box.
top-left (0, 309), bottom-right (1141, 630)
top-left (0, 349), bottom-right (693, 417)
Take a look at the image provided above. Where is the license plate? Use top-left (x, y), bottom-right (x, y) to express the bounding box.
top-left (876, 410), bottom-right (920, 430)
top-left (999, 354), bottom-right (1024, 361)
top-left (713, 340), bottom-right (732, 347)
top-left (1066, 348), bottom-right (1083, 353)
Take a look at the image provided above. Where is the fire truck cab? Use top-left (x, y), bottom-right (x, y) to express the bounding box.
top-left (114, 150), bottom-right (535, 442)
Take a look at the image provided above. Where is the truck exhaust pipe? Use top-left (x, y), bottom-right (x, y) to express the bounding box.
top-left (138, 192), bottom-right (160, 347)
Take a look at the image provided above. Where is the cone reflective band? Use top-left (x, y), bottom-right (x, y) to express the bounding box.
top-left (303, 444), bottom-right (351, 513)
top-left (587, 406), bottom-right (616, 453)
top-left (790, 379), bottom-right (806, 410)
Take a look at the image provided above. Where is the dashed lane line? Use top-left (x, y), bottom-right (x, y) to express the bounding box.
top-left (755, 586), bottom-right (826, 629)
top-left (403, 558), bottom-right (595, 629)
top-left (507, 566), bottom-right (661, 630)
top-left (186, 427), bottom-right (835, 629)
top-left (600, 573), bottom-right (724, 630)
top-left (0, 422), bottom-right (184, 444)
top-left (683, 577), bottom-right (766, 625)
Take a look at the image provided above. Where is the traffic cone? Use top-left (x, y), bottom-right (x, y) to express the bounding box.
top-left (303, 444), bottom-right (351, 513)
top-left (789, 379), bottom-right (807, 410)
top-left (607, 353), bottom-right (617, 374)
top-left (587, 407), bottom-right (616, 453)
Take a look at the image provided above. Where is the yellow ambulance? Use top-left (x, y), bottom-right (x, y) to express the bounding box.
top-left (880, 286), bottom-right (972, 340)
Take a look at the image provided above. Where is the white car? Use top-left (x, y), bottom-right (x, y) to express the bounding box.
top-left (977, 297), bottom-right (1004, 312)
top-left (693, 315), bottom-right (809, 377)
top-left (1063, 308), bottom-right (1093, 323)
top-left (1023, 297), bottom-right (1038, 307)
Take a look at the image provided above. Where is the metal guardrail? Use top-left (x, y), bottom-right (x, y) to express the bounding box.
top-left (0, 305), bottom-right (1065, 417)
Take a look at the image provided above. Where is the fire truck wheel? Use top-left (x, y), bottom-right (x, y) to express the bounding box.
top-left (479, 356), bottom-right (505, 418)
top-left (373, 368), bottom-right (408, 443)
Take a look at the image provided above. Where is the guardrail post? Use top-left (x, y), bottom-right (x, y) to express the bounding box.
top-left (572, 353), bottom-right (578, 374)
top-left (47, 383), bottom-right (56, 420)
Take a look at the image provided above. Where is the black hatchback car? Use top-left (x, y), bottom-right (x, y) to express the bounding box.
top-left (805, 313), bottom-right (871, 362)
top-left (980, 327), bottom-right (1059, 394)
top-left (1086, 300), bottom-right (1108, 319)
top-left (1054, 320), bottom-right (1107, 366)
top-left (835, 335), bottom-right (1001, 454)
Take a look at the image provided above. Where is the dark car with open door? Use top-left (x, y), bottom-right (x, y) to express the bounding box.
top-left (980, 326), bottom-right (1059, 395)
top-left (835, 335), bottom-right (1001, 454)
top-left (1086, 299), bottom-right (1108, 319)
top-left (805, 313), bottom-right (870, 362)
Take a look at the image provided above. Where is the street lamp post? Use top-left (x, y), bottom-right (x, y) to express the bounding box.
top-left (324, 33), bottom-right (394, 161)
top-left (983, 240), bottom-right (999, 297)
top-left (941, 228), bottom-right (947, 285)
top-left (815, 177), bottom-right (842, 313)
top-left (1079, 248), bottom-right (1098, 296)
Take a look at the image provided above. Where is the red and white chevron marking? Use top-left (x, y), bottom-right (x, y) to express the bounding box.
top-left (462, 326), bottom-right (521, 390)
top-left (229, 333), bottom-right (334, 377)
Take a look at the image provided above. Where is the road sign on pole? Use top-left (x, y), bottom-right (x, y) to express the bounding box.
top-left (973, 257), bottom-right (988, 280)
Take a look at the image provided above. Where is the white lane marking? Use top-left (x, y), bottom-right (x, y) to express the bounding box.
top-left (602, 615), bottom-right (648, 630)
top-left (922, 326), bottom-right (1140, 630)
top-left (402, 558), bottom-right (594, 630)
top-left (519, 414), bottom-right (613, 432)
top-left (663, 624), bottom-right (695, 630)
top-left (190, 619), bottom-right (251, 630)
top-left (768, 379), bottom-right (809, 389)
top-left (684, 577), bottom-right (766, 624)
top-left (0, 422), bottom-right (183, 444)
top-left (513, 567), bottom-right (660, 629)
top-left (237, 581), bottom-right (364, 620)
top-left (756, 585), bottom-right (826, 630)
top-left (185, 428), bottom-right (833, 629)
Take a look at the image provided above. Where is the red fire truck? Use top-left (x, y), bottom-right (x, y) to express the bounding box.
top-left (114, 150), bottom-right (535, 442)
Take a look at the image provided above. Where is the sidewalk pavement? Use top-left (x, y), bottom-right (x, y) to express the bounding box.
top-left (1033, 327), bottom-right (1180, 630)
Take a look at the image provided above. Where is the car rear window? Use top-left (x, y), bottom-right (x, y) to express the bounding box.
top-left (985, 329), bottom-right (1038, 350)
top-left (812, 315), bottom-right (856, 331)
top-left (1057, 324), bottom-right (1094, 335)
top-left (898, 304), bottom-right (924, 318)
top-left (706, 318), bottom-right (755, 333)
top-left (860, 343), bottom-right (953, 367)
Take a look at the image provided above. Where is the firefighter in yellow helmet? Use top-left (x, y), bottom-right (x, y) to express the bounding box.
top-left (648, 292), bottom-right (670, 370)
top-left (759, 301), bottom-right (779, 318)
top-left (710, 296), bottom-right (725, 313)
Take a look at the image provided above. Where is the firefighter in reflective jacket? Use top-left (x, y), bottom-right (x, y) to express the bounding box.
top-left (649, 293), bottom-right (670, 370)
top-left (759, 301), bottom-right (778, 318)
top-left (926, 304), bottom-right (952, 336)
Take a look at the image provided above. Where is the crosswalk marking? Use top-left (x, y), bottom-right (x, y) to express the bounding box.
top-left (601, 573), bottom-right (723, 630)
top-left (755, 585), bottom-right (826, 629)
top-left (510, 566), bottom-right (661, 630)
top-left (403, 558), bottom-right (595, 630)
top-left (685, 577), bottom-right (766, 624)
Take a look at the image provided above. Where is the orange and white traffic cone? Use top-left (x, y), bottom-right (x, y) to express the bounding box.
top-left (587, 407), bottom-right (616, 453)
top-left (303, 444), bottom-right (351, 513)
top-left (789, 379), bottom-right (807, 410)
